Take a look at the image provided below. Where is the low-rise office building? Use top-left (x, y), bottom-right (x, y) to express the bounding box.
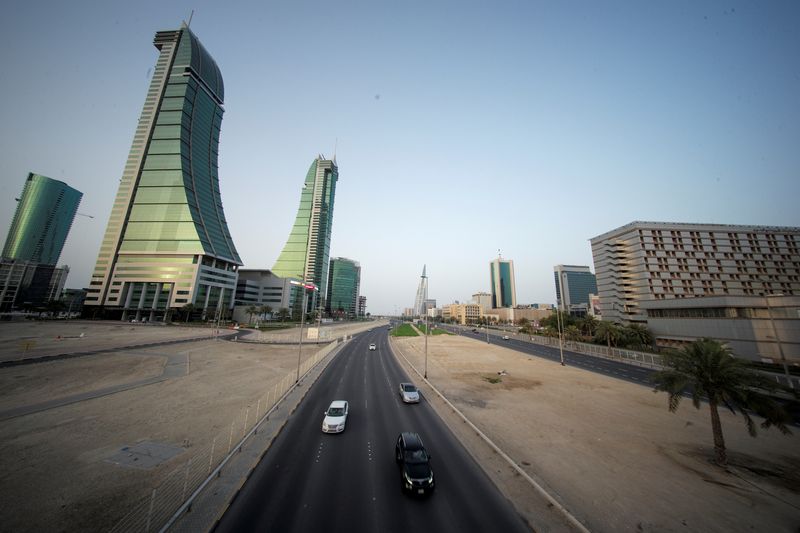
top-left (641, 294), bottom-right (799, 364)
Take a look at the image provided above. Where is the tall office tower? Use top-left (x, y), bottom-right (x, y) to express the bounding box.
top-left (273, 156), bottom-right (338, 313)
top-left (413, 265), bottom-right (428, 316)
top-left (326, 257), bottom-right (360, 318)
top-left (553, 265), bottom-right (597, 312)
top-left (2, 173), bottom-right (82, 265)
top-left (490, 256), bottom-right (516, 308)
top-left (591, 221), bottom-right (800, 323)
top-left (84, 25), bottom-right (242, 321)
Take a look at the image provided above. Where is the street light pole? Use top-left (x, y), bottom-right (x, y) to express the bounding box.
top-left (424, 312), bottom-right (429, 378)
top-left (556, 305), bottom-right (565, 366)
top-left (291, 280), bottom-right (318, 383)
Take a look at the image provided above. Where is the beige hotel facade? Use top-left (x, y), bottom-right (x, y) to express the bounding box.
top-left (590, 221), bottom-right (800, 364)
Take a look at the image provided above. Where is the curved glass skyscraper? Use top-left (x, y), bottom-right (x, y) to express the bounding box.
top-left (2, 173), bottom-right (82, 265)
top-left (85, 24), bottom-right (241, 321)
top-left (272, 156), bottom-right (338, 312)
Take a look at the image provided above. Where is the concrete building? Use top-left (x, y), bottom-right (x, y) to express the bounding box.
top-left (326, 257), bottom-right (360, 318)
top-left (472, 291), bottom-right (492, 312)
top-left (491, 306), bottom-right (553, 325)
top-left (591, 221), bottom-right (800, 323)
top-left (554, 264), bottom-right (597, 316)
top-left (272, 156), bottom-right (338, 314)
top-left (443, 303), bottom-right (483, 325)
top-left (641, 295), bottom-right (799, 364)
top-left (490, 257), bottom-right (516, 308)
top-left (357, 295), bottom-right (367, 318)
top-left (85, 25), bottom-right (242, 322)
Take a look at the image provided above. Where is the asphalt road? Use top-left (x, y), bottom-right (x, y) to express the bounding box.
top-left (214, 328), bottom-right (531, 533)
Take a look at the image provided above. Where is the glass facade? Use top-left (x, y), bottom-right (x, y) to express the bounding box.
top-left (84, 25), bottom-right (241, 320)
top-left (490, 258), bottom-right (516, 308)
top-left (554, 266), bottom-right (597, 309)
top-left (272, 157), bottom-right (338, 311)
top-left (326, 258), bottom-right (360, 318)
top-left (2, 173), bottom-right (82, 265)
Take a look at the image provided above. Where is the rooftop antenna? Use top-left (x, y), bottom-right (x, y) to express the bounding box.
top-left (333, 137), bottom-right (338, 163)
top-left (498, 248), bottom-right (502, 259)
top-left (187, 9), bottom-right (194, 27)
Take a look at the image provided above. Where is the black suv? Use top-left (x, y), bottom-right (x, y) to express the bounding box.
top-left (395, 432), bottom-right (434, 495)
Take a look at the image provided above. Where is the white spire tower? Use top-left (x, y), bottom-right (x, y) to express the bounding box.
top-left (413, 265), bottom-right (428, 317)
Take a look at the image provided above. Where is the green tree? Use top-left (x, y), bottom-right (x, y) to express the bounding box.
top-left (564, 325), bottom-right (581, 343)
top-left (623, 323), bottom-right (654, 350)
top-left (45, 299), bottom-right (66, 318)
top-left (277, 307), bottom-right (290, 323)
top-left (578, 315), bottom-right (599, 337)
top-left (181, 303), bottom-right (196, 323)
top-left (652, 338), bottom-right (793, 466)
top-left (246, 305), bottom-right (259, 325)
top-left (594, 320), bottom-right (622, 348)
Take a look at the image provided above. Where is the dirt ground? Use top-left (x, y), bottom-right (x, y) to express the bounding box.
top-left (391, 334), bottom-right (800, 533)
top-left (0, 320), bottom-right (374, 532)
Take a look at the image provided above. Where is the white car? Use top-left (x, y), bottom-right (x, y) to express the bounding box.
top-left (502, 335), bottom-right (509, 340)
top-left (369, 343), bottom-right (376, 351)
top-left (399, 383), bottom-right (420, 403)
top-left (322, 400), bottom-right (349, 433)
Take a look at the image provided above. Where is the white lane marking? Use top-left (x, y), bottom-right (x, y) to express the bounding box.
top-left (316, 441), bottom-right (324, 463)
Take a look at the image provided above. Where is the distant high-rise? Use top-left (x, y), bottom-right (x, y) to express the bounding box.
top-left (326, 257), bottom-right (360, 318)
top-left (554, 265), bottom-right (597, 312)
top-left (2, 173), bottom-right (82, 265)
top-left (413, 265), bottom-right (428, 316)
top-left (84, 25), bottom-right (242, 321)
top-left (273, 156), bottom-right (338, 312)
top-left (490, 257), bottom-right (516, 308)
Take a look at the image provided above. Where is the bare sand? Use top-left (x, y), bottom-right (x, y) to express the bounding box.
top-left (391, 334), bottom-right (800, 532)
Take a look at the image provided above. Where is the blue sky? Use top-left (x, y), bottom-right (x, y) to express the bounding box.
top-left (1, 1), bottom-right (798, 315)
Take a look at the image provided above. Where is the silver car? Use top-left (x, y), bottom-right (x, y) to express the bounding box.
top-left (322, 400), bottom-right (349, 433)
top-left (399, 383), bottom-right (420, 403)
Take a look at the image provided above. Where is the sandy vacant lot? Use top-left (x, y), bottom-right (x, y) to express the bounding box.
top-left (391, 333), bottom-right (800, 533)
top-left (0, 320), bottom-right (373, 532)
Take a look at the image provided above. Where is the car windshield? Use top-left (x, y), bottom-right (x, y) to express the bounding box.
top-left (402, 384), bottom-right (417, 392)
top-left (404, 449), bottom-right (428, 464)
top-left (327, 407), bottom-right (344, 416)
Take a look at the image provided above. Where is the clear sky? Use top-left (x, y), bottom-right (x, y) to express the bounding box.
top-left (1, 1), bottom-right (798, 315)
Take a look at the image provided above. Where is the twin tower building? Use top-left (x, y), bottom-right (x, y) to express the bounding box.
top-left (85, 25), bottom-right (337, 321)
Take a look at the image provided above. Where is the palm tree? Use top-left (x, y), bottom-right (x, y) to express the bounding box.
top-left (277, 307), bottom-right (290, 323)
top-left (564, 325), bottom-right (581, 343)
top-left (594, 320), bottom-right (621, 348)
top-left (623, 323), bottom-right (653, 350)
top-left (652, 338), bottom-right (792, 466)
top-left (246, 305), bottom-right (258, 325)
top-left (181, 303), bottom-right (196, 323)
top-left (259, 305), bottom-right (273, 323)
top-left (578, 315), bottom-right (599, 337)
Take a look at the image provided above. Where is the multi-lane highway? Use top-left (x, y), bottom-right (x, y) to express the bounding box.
top-left (214, 328), bottom-right (530, 533)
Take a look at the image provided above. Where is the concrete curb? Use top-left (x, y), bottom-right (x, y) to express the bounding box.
top-left (390, 336), bottom-right (591, 533)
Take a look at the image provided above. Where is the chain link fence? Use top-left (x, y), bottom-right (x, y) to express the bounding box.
top-left (517, 333), bottom-right (664, 369)
top-left (109, 337), bottom-right (344, 533)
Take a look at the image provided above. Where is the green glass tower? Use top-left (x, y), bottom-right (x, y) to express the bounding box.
top-left (85, 24), bottom-right (242, 321)
top-left (490, 257), bottom-right (516, 308)
top-left (326, 257), bottom-right (360, 318)
top-left (272, 156), bottom-right (338, 311)
top-left (2, 173), bottom-right (82, 265)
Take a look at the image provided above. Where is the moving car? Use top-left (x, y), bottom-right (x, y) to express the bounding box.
top-left (395, 432), bottom-right (434, 495)
top-left (502, 335), bottom-right (509, 340)
top-left (399, 382), bottom-right (420, 403)
top-left (369, 343), bottom-right (377, 351)
top-left (321, 400), bottom-right (349, 433)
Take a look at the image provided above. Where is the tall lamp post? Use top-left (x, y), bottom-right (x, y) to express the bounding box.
top-left (291, 280), bottom-right (318, 383)
top-left (424, 312), bottom-right (429, 379)
top-left (556, 302), bottom-right (566, 367)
